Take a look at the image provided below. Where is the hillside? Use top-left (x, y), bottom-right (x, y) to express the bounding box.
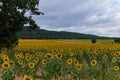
top-left (17, 27), bottom-right (107, 39)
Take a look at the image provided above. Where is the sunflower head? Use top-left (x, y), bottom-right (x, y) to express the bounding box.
top-left (92, 52), bottom-right (97, 56)
top-left (33, 57), bottom-right (39, 63)
top-left (111, 52), bottom-right (115, 56)
top-left (26, 53), bottom-right (31, 57)
top-left (56, 53), bottom-right (62, 59)
top-left (3, 54), bottom-right (8, 58)
top-left (28, 63), bottom-right (35, 69)
top-left (103, 55), bottom-right (108, 60)
top-left (45, 53), bottom-right (53, 59)
top-left (42, 59), bottom-right (46, 64)
top-left (2, 62), bottom-right (10, 69)
top-left (67, 59), bottom-right (73, 65)
top-left (18, 60), bottom-right (23, 65)
top-left (25, 56), bottom-right (31, 61)
top-left (111, 57), bottom-right (117, 63)
top-left (116, 52), bottom-right (120, 56)
top-left (9, 60), bottom-right (15, 66)
top-left (1, 48), bottom-right (7, 51)
top-left (15, 54), bottom-right (21, 59)
top-left (76, 63), bottom-right (83, 70)
top-left (114, 66), bottom-right (119, 71)
top-left (3, 57), bottom-right (9, 62)
top-left (91, 60), bottom-right (97, 66)
top-left (74, 59), bottom-right (79, 65)
top-left (23, 75), bottom-right (33, 80)
top-left (35, 52), bottom-right (40, 56)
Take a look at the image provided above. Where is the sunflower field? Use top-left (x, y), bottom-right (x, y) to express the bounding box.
top-left (0, 39), bottom-right (120, 80)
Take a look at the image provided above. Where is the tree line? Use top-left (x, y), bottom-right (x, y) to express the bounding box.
top-left (17, 26), bottom-right (111, 39)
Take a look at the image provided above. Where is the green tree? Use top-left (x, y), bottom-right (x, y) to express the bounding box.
top-left (91, 38), bottom-right (96, 44)
top-left (114, 38), bottom-right (120, 43)
top-left (0, 0), bottom-right (43, 49)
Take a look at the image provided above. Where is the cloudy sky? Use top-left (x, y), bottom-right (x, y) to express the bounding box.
top-left (33, 0), bottom-right (120, 37)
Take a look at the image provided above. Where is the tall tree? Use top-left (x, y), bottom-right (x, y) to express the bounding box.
top-left (0, 0), bottom-right (43, 49)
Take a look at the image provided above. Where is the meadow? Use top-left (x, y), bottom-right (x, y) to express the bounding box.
top-left (0, 39), bottom-right (120, 80)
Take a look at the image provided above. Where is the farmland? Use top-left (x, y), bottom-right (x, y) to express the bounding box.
top-left (0, 39), bottom-right (120, 80)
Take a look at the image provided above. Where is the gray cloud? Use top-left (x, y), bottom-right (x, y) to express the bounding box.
top-left (32, 0), bottom-right (120, 37)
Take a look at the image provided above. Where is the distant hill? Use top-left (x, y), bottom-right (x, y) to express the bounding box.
top-left (17, 27), bottom-right (110, 39)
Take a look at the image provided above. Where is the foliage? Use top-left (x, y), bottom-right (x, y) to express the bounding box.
top-left (17, 27), bottom-right (106, 39)
top-left (114, 38), bottom-right (120, 43)
top-left (0, 0), bottom-right (43, 49)
top-left (91, 38), bottom-right (96, 44)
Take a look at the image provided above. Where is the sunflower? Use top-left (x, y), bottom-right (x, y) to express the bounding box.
top-left (18, 60), bottom-right (23, 65)
top-left (15, 54), bottom-right (21, 59)
top-left (39, 52), bottom-right (43, 56)
top-left (69, 53), bottom-right (73, 56)
top-left (56, 53), bottom-right (62, 59)
top-left (111, 52), bottom-right (115, 56)
top-left (114, 66), bottom-right (119, 71)
top-left (33, 57), bottom-right (39, 63)
top-left (42, 59), bottom-right (46, 64)
top-left (103, 55), bottom-right (108, 60)
top-left (3, 57), bottom-right (9, 62)
top-left (0, 53), bottom-right (2, 57)
top-left (9, 60), bottom-right (15, 66)
top-left (67, 59), bottom-right (73, 64)
top-left (28, 63), bottom-right (35, 69)
top-left (116, 52), bottom-right (120, 56)
top-left (91, 60), bottom-right (97, 66)
top-left (45, 53), bottom-right (53, 59)
top-left (111, 57), bottom-right (117, 63)
top-left (79, 52), bottom-right (83, 56)
top-left (25, 53), bottom-right (31, 57)
top-left (23, 75), bottom-right (33, 80)
top-left (92, 52), bottom-right (97, 56)
top-left (76, 63), bottom-right (83, 70)
top-left (35, 52), bottom-right (40, 56)
top-left (3, 55), bottom-right (8, 58)
top-left (20, 54), bottom-right (24, 59)
top-left (52, 52), bottom-right (56, 56)
top-left (17, 53), bottom-right (24, 59)
top-left (25, 56), bottom-right (31, 61)
top-left (0, 53), bottom-right (4, 57)
top-left (1, 48), bottom-right (7, 51)
top-left (2, 62), bottom-right (10, 69)
top-left (73, 59), bottom-right (79, 65)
